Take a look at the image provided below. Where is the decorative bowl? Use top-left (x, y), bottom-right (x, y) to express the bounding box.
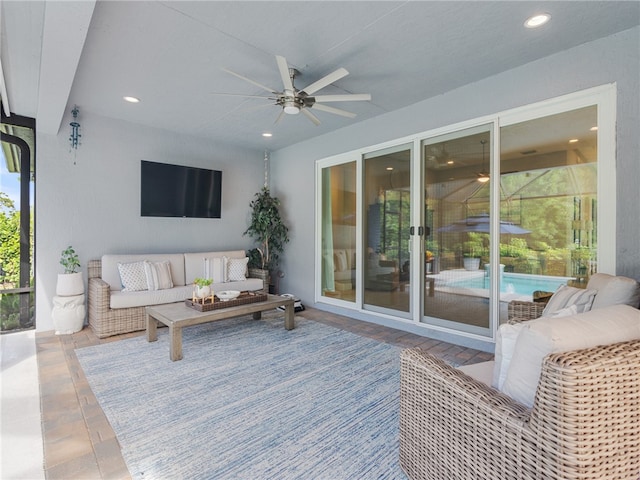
top-left (217, 290), bottom-right (241, 301)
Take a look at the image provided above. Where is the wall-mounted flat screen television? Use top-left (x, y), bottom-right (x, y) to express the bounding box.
top-left (141, 160), bottom-right (222, 218)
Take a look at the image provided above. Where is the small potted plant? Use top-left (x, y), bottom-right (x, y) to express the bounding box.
top-left (193, 277), bottom-right (213, 298)
top-left (56, 246), bottom-right (84, 296)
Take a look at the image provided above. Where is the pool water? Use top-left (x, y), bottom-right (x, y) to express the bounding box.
top-left (449, 273), bottom-right (568, 296)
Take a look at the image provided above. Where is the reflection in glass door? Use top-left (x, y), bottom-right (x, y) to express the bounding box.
top-left (363, 145), bottom-right (411, 316)
top-left (319, 161), bottom-right (357, 302)
top-left (421, 126), bottom-right (493, 335)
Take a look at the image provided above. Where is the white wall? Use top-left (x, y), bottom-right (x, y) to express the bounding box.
top-left (271, 27), bottom-right (640, 349)
top-left (35, 112), bottom-right (264, 331)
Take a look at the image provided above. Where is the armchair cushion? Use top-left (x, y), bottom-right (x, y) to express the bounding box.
top-left (587, 272), bottom-right (640, 309)
top-left (502, 304), bottom-right (640, 407)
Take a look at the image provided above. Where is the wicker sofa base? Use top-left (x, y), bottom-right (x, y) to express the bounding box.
top-left (400, 340), bottom-right (640, 480)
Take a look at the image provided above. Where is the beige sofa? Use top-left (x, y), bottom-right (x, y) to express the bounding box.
top-left (88, 250), bottom-right (263, 338)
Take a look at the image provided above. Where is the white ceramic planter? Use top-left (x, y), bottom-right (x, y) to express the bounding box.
top-left (56, 272), bottom-right (84, 296)
top-left (52, 294), bottom-right (86, 334)
top-left (195, 285), bottom-right (211, 298)
top-left (463, 257), bottom-right (481, 271)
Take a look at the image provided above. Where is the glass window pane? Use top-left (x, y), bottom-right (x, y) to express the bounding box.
top-left (320, 162), bottom-right (356, 302)
top-left (422, 129), bottom-right (491, 334)
top-left (498, 106), bottom-right (598, 322)
top-left (363, 147), bottom-right (411, 315)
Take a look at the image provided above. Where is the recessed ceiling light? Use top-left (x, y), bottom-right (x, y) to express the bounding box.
top-left (524, 13), bottom-right (551, 28)
top-left (569, 138), bottom-right (579, 143)
top-left (123, 96), bottom-right (140, 103)
top-left (262, 132), bottom-right (273, 138)
top-left (590, 126), bottom-right (598, 131)
top-left (386, 167), bottom-right (394, 171)
top-left (447, 160), bottom-right (454, 165)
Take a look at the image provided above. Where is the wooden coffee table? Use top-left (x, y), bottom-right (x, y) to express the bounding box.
top-left (146, 294), bottom-right (295, 361)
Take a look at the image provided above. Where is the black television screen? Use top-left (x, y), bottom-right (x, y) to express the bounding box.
top-left (141, 160), bottom-right (222, 218)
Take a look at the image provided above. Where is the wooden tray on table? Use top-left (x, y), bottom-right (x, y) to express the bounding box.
top-left (185, 291), bottom-right (268, 312)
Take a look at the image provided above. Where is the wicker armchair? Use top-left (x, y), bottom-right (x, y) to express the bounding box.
top-left (399, 340), bottom-right (640, 480)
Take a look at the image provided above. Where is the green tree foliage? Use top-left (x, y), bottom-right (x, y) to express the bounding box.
top-left (243, 187), bottom-right (289, 271)
top-left (0, 193), bottom-right (20, 286)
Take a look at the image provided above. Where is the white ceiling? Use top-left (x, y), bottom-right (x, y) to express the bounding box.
top-left (1, 1), bottom-right (639, 152)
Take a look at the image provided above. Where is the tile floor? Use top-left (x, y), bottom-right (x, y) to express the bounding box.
top-left (25, 307), bottom-right (492, 479)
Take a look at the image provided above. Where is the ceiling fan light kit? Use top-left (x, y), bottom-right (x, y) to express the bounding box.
top-left (220, 55), bottom-right (371, 125)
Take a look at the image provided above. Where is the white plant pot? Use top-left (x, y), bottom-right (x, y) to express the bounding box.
top-left (195, 285), bottom-right (211, 298)
top-left (56, 272), bottom-right (84, 296)
top-left (52, 294), bottom-right (86, 335)
top-left (463, 258), bottom-right (481, 271)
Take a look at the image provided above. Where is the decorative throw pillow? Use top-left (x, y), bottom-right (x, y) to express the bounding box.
top-left (491, 322), bottom-right (526, 390)
top-left (227, 257), bottom-right (249, 282)
top-left (333, 250), bottom-right (348, 272)
top-left (210, 257), bottom-right (227, 283)
top-left (588, 274), bottom-right (640, 309)
top-left (117, 261), bottom-right (148, 292)
top-left (541, 285), bottom-right (597, 317)
top-left (144, 260), bottom-right (173, 291)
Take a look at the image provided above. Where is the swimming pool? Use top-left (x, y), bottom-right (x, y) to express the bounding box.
top-left (447, 273), bottom-right (569, 296)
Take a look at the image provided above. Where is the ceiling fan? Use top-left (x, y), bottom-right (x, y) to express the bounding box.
top-left (218, 55), bottom-right (371, 125)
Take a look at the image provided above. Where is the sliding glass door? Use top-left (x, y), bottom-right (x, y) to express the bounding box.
top-left (363, 145), bottom-right (412, 317)
top-left (421, 125), bottom-right (494, 336)
top-left (315, 86), bottom-right (613, 344)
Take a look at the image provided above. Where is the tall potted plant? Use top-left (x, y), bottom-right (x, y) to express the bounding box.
top-left (244, 187), bottom-right (289, 291)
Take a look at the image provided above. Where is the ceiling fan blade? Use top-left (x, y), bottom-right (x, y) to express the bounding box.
top-left (311, 103), bottom-right (356, 118)
top-left (221, 67), bottom-right (278, 94)
top-left (275, 55), bottom-right (294, 93)
top-left (274, 109), bottom-right (285, 124)
top-left (313, 94), bottom-right (371, 103)
top-left (301, 108), bottom-right (321, 126)
top-left (209, 93), bottom-right (274, 99)
top-left (300, 67), bottom-right (349, 95)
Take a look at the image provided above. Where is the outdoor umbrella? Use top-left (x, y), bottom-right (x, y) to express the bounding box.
top-left (437, 214), bottom-right (531, 234)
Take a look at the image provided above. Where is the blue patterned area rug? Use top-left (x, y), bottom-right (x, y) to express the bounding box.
top-left (76, 313), bottom-right (406, 479)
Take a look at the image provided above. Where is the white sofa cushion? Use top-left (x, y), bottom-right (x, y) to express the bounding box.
top-left (111, 285), bottom-right (194, 309)
top-left (117, 262), bottom-right (148, 292)
top-left (587, 273), bottom-right (640, 309)
top-left (459, 360), bottom-right (494, 387)
top-left (103, 254), bottom-right (185, 290)
top-left (501, 304), bottom-right (640, 408)
top-left (109, 278), bottom-right (264, 309)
